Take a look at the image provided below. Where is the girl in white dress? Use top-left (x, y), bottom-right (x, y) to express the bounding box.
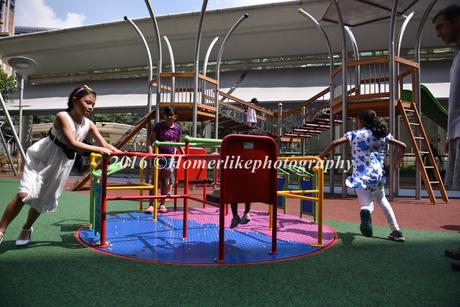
top-left (0, 85), bottom-right (119, 247)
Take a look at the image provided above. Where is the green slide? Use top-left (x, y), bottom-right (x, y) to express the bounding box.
top-left (403, 84), bottom-right (447, 130)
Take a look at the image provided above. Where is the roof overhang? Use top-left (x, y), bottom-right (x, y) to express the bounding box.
top-left (0, 0), bottom-right (455, 81)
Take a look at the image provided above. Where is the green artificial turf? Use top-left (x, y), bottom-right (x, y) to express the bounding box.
top-left (0, 177), bottom-right (459, 306)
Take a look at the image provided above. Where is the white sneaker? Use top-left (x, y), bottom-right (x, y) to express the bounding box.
top-left (0, 231), bottom-right (4, 245)
top-left (15, 228), bottom-right (33, 246)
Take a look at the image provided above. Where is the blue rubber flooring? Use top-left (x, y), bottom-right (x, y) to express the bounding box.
top-left (79, 211), bottom-right (330, 265)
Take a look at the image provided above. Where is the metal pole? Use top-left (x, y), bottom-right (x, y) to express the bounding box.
top-left (394, 11), bottom-right (415, 196)
top-left (214, 13), bottom-right (249, 138)
top-left (193, 0), bottom-right (209, 137)
top-left (203, 36), bottom-right (220, 77)
top-left (388, 0), bottom-right (398, 199)
top-left (301, 106), bottom-right (306, 155)
top-left (5, 0), bottom-right (10, 33)
top-left (414, 0), bottom-right (437, 200)
top-left (297, 8), bottom-right (335, 194)
top-left (144, 0), bottom-right (162, 123)
top-left (163, 36), bottom-right (176, 102)
top-left (332, 0), bottom-right (348, 198)
top-left (0, 92), bottom-right (26, 160)
top-left (124, 16), bottom-right (153, 113)
top-left (344, 26), bottom-right (360, 94)
top-left (18, 73), bottom-right (24, 145)
top-left (278, 103), bottom-right (283, 150)
top-left (0, 122), bottom-right (17, 175)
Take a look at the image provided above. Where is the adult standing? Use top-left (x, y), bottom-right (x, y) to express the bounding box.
top-left (433, 5), bottom-right (460, 190)
top-left (433, 4), bottom-right (460, 272)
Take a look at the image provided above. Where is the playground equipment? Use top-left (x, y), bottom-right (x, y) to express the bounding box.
top-left (278, 165), bottom-right (317, 221)
top-left (86, 134), bottom-right (326, 263)
top-left (284, 0), bottom-right (448, 204)
top-left (217, 134), bottom-right (278, 262)
top-left (88, 136), bottom-right (222, 247)
top-left (70, 0), bottom-right (276, 191)
top-left (0, 121), bottom-right (17, 175)
top-left (277, 156), bottom-right (324, 246)
top-left (174, 146), bottom-right (214, 209)
top-left (403, 84), bottom-right (447, 130)
top-left (89, 155), bottom-right (125, 237)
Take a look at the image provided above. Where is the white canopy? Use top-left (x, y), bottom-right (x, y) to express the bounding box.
top-left (0, 0), bottom-right (456, 114)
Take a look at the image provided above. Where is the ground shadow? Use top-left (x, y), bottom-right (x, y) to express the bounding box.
top-left (337, 231), bottom-right (393, 247)
top-left (441, 225), bottom-right (460, 232)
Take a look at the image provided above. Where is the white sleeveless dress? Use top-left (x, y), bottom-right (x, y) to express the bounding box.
top-left (19, 112), bottom-right (90, 213)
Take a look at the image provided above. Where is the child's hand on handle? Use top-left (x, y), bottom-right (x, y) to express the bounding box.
top-left (98, 147), bottom-right (112, 156)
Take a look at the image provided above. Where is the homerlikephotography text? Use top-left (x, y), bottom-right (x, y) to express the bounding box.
top-left (111, 155), bottom-right (353, 173)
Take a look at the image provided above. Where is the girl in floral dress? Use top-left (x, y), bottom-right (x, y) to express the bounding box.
top-left (320, 109), bottom-right (406, 241)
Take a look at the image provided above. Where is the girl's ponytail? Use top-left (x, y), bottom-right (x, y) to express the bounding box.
top-left (358, 109), bottom-right (388, 139)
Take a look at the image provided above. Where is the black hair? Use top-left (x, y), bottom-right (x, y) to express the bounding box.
top-left (250, 98), bottom-right (258, 104)
top-left (67, 85), bottom-right (96, 112)
top-left (162, 106), bottom-right (176, 117)
top-left (358, 109), bottom-right (388, 139)
top-left (432, 4), bottom-right (460, 23)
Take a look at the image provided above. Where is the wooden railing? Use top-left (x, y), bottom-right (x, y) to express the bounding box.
top-left (217, 90), bottom-right (276, 133)
top-left (152, 72), bottom-right (219, 109)
top-left (281, 87), bottom-right (331, 136)
top-left (331, 56), bottom-right (418, 109)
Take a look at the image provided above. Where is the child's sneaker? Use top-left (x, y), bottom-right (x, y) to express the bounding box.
top-left (144, 205), bottom-right (154, 214)
top-left (240, 213), bottom-right (251, 225)
top-left (230, 216), bottom-right (241, 229)
top-left (158, 205), bottom-right (168, 213)
top-left (359, 209), bottom-right (373, 237)
top-left (388, 230), bottom-right (405, 242)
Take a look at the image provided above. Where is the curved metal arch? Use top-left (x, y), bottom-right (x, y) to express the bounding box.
top-left (388, 0), bottom-right (399, 198)
top-left (163, 36), bottom-right (176, 102)
top-left (214, 13), bottom-right (249, 138)
top-left (144, 0), bottom-right (162, 122)
top-left (124, 16), bottom-right (153, 114)
top-left (414, 0), bottom-right (438, 199)
top-left (344, 26), bottom-right (360, 94)
top-left (203, 36), bottom-right (220, 77)
top-left (397, 11), bottom-right (415, 57)
top-left (332, 0), bottom-right (349, 198)
top-left (192, 0), bottom-right (208, 137)
top-left (297, 8), bottom-right (336, 193)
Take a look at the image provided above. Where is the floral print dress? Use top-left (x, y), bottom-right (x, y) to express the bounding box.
top-left (344, 128), bottom-right (392, 191)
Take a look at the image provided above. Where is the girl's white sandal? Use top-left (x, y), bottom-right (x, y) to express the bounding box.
top-left (15, 228), bottom-right (33, 246)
